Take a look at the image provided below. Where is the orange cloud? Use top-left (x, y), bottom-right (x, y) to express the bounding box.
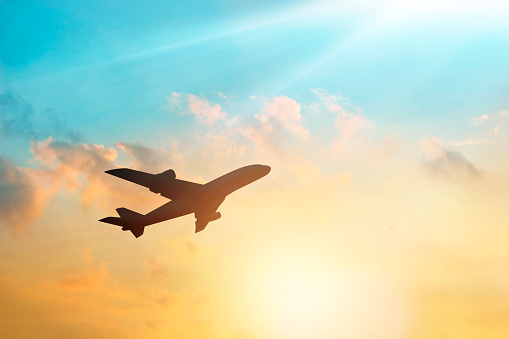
top-left (58, 250), bottom-right (111, 290)
top-left (1, 138), bottom-right (178, 234)
top-left (32, 137), bottom-right (178, 208)
top-left (148, 257), bottom-right (168, 279)
top-left (31, 137), bottom-right (126, 208)
top-left (0, 156), bottom-right (52, 234)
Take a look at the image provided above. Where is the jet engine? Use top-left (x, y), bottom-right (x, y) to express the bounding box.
top-left (150, 169), bottom-right (176, 194)
top-left (156, 169), bottom-right (176, 180)
top-left (209, 212), bottom-right (221, 222)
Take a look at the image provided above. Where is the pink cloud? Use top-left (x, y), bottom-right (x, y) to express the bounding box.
top-left (243, 95), bottom-right (309, 152)
top-left (187, 94), bottom-right (226, 125)
top-left (258, 95), bottom-right (309, 140)
top-left (167, 92), bottom-right (226, 125)
top-left (419, 137), bottom-right (445, 158)
top-left (312, 89), bottom-right (373, 150)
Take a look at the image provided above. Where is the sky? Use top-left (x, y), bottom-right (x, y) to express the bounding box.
top-left (1, 0), bottom-right (509, 338)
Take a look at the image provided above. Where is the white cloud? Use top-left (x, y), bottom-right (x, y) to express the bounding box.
top-left (212, 91), bottom-right (229, 100)
top-left (472, 110), bottom-right (509, 136)
top-left (168, 92), bottom-right (181, 106)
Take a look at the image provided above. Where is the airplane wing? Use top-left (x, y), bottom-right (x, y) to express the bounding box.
top-left (106, 168), bottom-right (203, 200)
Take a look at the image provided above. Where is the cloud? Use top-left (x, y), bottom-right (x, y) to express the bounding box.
top-left (0, 91), bottom-right (81, 142)
top-left (447, 138), bottom-right (491, 147)
top-left (0, 91), bottom-right (36, 139)
top-left (212, 91), bottom-right (230, 100)
top-left (0, 135), bottom-right (122, 234)
top-left (312, 89), bottom-right (373, 151)
top-left (116, 141), bottom-right (182, 172)
top-left (30, 137), bottom-right (121, 207)
top-left (57, 250), bottom-right (111, 290)
top-left (372, 134), bottom-right (400, 160)
top-left (472, 110), bottom-right (509, 136)
top-left (167, 92), bottom-right (227, 125)
top-left (152, 289), bottom-right (178, 307)
top-left (148, 257), bottom-right (168, 279)
top-left (419, 137), bottom-right (481, 182)
top-left (425, 110), bottom-right (509, 149)
top-left (187, 94), bottom-right (226, 125)
top-left (0, 156), bottom-right (51, 234)
top-left (243, 95), bottom-right (309, 152)
top-left (144, 321), bottom-right (164, 330)
top-left (31, 138), bottom-right (178, 208)
top-left (259, 95), bottom-right (309, 141)
top-left (149, 288), bottom-right (210, 310)
top-left (0, 138), bottom-right (178, 234)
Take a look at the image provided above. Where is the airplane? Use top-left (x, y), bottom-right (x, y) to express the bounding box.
top-left (99, 164), bottom-right (270, 238)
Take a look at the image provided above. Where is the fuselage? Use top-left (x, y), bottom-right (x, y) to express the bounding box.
top-left (142, 164), bottom-right (270, 227)
top-left (204, 164), bottom-right (271, 198)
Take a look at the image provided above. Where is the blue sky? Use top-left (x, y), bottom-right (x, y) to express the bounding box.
top-left (2, 0), bottom-right (509, 164)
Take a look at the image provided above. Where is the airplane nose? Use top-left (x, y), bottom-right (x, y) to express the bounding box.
top-left (262, 165), bottom-right (271, 176)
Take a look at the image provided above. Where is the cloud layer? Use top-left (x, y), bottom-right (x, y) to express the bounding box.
top-left (0, 138), bottom-right (180, 234)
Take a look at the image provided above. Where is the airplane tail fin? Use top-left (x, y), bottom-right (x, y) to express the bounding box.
top-left (99, 208), bottom-right (146, 238)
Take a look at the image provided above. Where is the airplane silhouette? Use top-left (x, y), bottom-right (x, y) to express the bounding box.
top-left (99, 164), bottom-right (270, 238)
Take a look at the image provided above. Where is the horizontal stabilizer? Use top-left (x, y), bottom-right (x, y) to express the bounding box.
top-left (99, 217), bottom-right (124, 227)
top-left (116, 207), bottom-right (143, 219)
top-left (99, 207), bottom-right (146, 238)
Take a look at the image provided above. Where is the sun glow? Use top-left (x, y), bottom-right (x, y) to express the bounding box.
top-left (247, 248), bottom-right (411, 339)
top-left (264, 268), bottom-right (340, 334)
top-left (253, 255), bottom-right (342, 338)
